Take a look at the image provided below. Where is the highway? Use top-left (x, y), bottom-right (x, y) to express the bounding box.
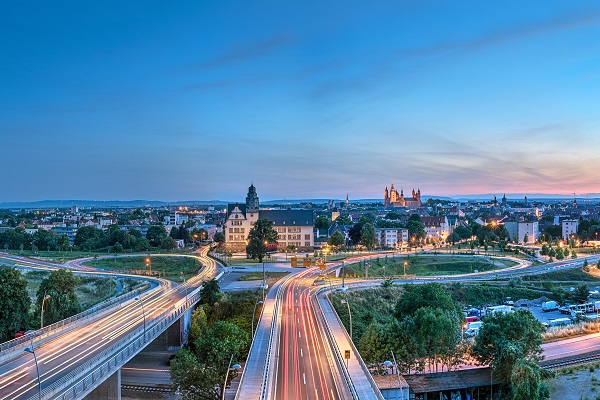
top-left (0, 247), bottom-right (218, 400)
top-left (275, 267), bottom-right (343, 400)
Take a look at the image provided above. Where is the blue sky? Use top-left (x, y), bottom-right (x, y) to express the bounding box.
top-left (2, 1), bottom-right (600, 202)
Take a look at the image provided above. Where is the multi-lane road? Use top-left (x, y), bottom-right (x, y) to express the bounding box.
top-left (275, 268), bottom-right (342, 400)
top-left (0, 247), bottom-right (218, 399)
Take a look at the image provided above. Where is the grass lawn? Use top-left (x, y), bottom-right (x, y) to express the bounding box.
top-left (342, 255), bottom-right (515, 278)
top-left (23, 270), bottom-right (119, 313)
top-left (237, 271), bottom-right (289, 281)
top-left (83, 256), bottom-right (202, 281)
top-left (5, 249), bottom-right (192, 263)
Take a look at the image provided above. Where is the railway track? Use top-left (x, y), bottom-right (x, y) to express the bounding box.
top-left (541, 350), bottom-right (600, 370)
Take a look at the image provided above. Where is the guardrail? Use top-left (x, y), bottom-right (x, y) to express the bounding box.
top-left (28, 290), bottom-right (201, 400)
top-left (317, 284), bottom-right (384, 399)
top-left (261, 280), bottom-right (285, 400)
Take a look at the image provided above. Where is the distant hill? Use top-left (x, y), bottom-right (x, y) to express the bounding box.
top-left (0, 199), bottom-right (228, 209)
top-left (1, 193), bottom-right (598, 209)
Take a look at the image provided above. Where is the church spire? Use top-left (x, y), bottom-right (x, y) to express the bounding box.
top-left (246, 184), bottom-right (259, 212)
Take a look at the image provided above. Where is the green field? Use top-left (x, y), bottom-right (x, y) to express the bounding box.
top-left (83, 256), bottom-right (203, 281)
top-left (237, 271), bottom-right (289, 281)
top-left (23, 270), bottom-right (120, 312)
top-left (5, 249), bottom-right (191, 263)
top-left (342, 255), bottom-right (515, 278)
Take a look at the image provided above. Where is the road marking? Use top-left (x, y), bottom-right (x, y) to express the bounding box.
top-left (331, 388), bottom-right (335, 399)
top-left (299, 331), bottom-right (301, 338)
top-left (301, 348), bottom-right (303, 357)
top-left (303, 373), bottom-right (306, 384)
top-left (298, 318), bottom-right (300, 324)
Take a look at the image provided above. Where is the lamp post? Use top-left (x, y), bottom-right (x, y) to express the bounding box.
top-left (251, 300), bottom-right (264, 339)
top-left (222, 354), bottom-right (241, 400)
top-left (384, 350), bottom-right (404, 400)
top-left (263, 241), bottom-right (268, 300)
top-left (341, 261), bottom-right (346, 289)
top-left (24, 340), bottom-right (42, 400)
top-left (341, 300), bottom-right (352, 341)
top-left (40, 293), bottom-right (51, 329)
top-left (403, 261), bottom-right (407, 279)
top-left (135, 297), bottom-right (147, 342)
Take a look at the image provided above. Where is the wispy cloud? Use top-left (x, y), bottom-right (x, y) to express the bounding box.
top-left (192, 34), bottom-right (296, 69)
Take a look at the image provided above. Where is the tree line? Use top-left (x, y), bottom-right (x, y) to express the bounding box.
top-left (355, 283), bottom-right (550, 400)
top-left (0, 266), bottom-right (81, 342)
top-left (170, 279), bottom-right (258, 399)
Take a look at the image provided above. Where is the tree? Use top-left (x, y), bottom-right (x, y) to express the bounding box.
top-left (523, 234), bottom-right (529, 244)
top-left (161, 236), bottom-right (177, 250)
top-left (170, 348), bottom-right (222, 400)
top-left (348, 222), bottom-right (363, 246)
top-left (146, 224), bottom-right (167, 247)
top-left (358, 321), bottom-right (387, 364)
top-left (406, 220), bottom-right (426, 244)
top-left (0, 266), bottom-right (30, 341)
top-left (511, 359), bottom-right (552, 400)
top-left (360, 223), bottom-right (377, 250)
top-left (572, 283), bottom-right (589, 303)
top-left (314, 216), bottom-right (331, 233)
top-left (200, 279), bottom-right (222, 306)
top-left (335, 215), bottom-right (353, 225)
top-left (36, 269), bottom-right (81, 326)
top-left (394, 283), bottom-right (460, 319)
top-left (328, 231), bottom-right (345, 249)
top-left (245, 219), bottom-right (278, 262)
top-left (453, 225), bottom-right (473, 240)
top-left (472, 309), bottom-right (544, 382)
top-left (213, 231), bottom-right (225, 244)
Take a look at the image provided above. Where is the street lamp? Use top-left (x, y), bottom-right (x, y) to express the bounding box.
top-left (263, 241), bottom-right (268, 300)
top-left (24, 341), bottom-right (42, 400)
top-left (341, 300), bottom-right (352, 341)
top-left (251, 300), bottom-right (264, 339)
top-left (341, 261), bottom-right (346, 289)
top-left (135, 297), bottom-right (147, 342)
top-left (403, 261), bottom-right (408, 279)
top-left (384, 350), bottom-right (404, 400)
top-left (222, 354), bottom-right (241, 400)
top-left (40, 293), bottom-right (51, 329)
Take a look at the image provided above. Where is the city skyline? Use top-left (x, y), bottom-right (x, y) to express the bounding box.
top-left (2, 1), bottom-right (600, 202)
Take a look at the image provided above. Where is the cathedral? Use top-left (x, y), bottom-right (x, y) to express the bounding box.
top-left (384, 184), bottom-right (422, 208)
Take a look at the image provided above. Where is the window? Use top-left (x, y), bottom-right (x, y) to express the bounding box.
top-left (229, 228), bottom-right (233, 233)
top-left (288, 227), bottom-right (301, 233)
top-left (305, 234), bottom-right (310, 240)
top-left (305, 242), bottom-right (311, 247)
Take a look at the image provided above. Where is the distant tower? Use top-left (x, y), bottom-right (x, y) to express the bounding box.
top-left (502, 193), bottom-right (507, 207)
top-left (346, 194), bottom-right (349, 207)
top-left (524, 196), bottom-right (528, 206)
top-left (493, 195), bottom-right (497, 205)
top-left (390, 184), bottom-right (398, 203)
top-left (384, 187), bottom-right (389, 207)
top-left (246, 184), bottom-right (259, 212)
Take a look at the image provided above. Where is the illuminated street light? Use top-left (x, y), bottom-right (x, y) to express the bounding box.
top-left (24, 341), bottom-right (42, 400)
top-left (341, 300), bottom-right (352, 340)
top-left (251, 300), bottom-right (264, 338)
top-left (384, 350), bottom-right (404, 400)
top-left (134, 296), bottom-right (147, 342)
top-left (222, 354), bottom-right (242, 400)
top-left (40, 293), bottom-right (51, 329)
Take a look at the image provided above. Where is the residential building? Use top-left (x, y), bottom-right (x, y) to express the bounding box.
top-left (562, 219), bottom-right (579, 240)
top-left (421, 216), bottom-right (450, 241)
top-left (504, 221), bottom-right (539, 244)
top-left (374, 228), bottom-right (409, 248)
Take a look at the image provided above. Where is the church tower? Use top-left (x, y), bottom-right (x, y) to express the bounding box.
top-left (384, 187), bottom-right (389, 207)
top-left (390, 184), bottom-right (398, 203)
top-left (246, 184), bottom-right (259, 212)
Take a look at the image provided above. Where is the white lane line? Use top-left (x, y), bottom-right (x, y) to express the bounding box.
top-left (303, 373), bottom-right (306, 384)
top-left (299, 331), bottom-right (301, 338)
top-left (301, 348), bottom-right (303, 357)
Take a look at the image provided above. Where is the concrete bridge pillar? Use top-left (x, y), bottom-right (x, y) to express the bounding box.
top-left (85, 368), bottom-right (120, 400)
top-left (165, 307), bottom-right (193, 348)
